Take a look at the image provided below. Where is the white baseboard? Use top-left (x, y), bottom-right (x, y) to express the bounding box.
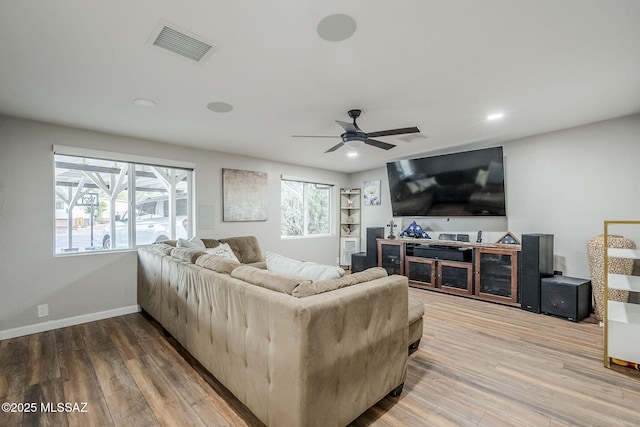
top-left (0, 305), bottom-right (140, 341)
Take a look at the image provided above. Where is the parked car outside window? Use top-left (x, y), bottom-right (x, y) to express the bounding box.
top-left (102, 196), bottom-right (188, 248)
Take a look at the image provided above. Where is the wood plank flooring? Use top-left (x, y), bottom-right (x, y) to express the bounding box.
top-left (1, 288), bottom-right (639, 426)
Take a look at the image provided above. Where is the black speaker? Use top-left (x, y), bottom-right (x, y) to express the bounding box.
top-left (351, 252), bottom-right (368, 273)
top-left (366, 227), bottom-right (385, 267)
top-left (520, 234), bottom-right (554, 313)
top-left (541, 276), bottom-right (591, 322)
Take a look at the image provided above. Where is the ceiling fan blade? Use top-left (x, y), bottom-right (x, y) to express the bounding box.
top-left (291, 135), bottom-right (339, 138)
top-left (325, 142), bottom-right (345, 153)
top-left (365, 139), bottom-right (396, 150)
top-left (366, 126), bottom-right (420, 138)
top-left (336, 120), bottom-right (360, 134)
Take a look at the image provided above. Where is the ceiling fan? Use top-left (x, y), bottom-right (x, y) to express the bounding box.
top-left (292, 109), bottom-right (420, 153)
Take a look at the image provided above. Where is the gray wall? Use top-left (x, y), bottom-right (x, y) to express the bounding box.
top-left (0, 115), bottom-right (347, 336)
top-left (349, 113), bottom-right (640, 279)
top-left (2, 113), bottom-right (639, 337)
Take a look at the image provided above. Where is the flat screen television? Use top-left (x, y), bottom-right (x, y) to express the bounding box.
top-left (386, 146), bottom-right (506, 217)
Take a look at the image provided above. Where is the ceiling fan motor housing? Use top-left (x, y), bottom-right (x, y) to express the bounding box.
top-left (341, 133), bottom-right (366, 142)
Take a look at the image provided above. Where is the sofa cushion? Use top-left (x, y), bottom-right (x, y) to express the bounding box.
top-left (195, 254), bottom-right (242, 274)
top-left (292, 267), bottom-right (388, 298)
top-left (206, 243), bottom-right (240, 263)
top-left (408, 298), bottom-right (425, 324)
top-left (170, 247), bottom-right (207, 263)
top-left (231, 265), bottom-right (311, 295)
top-left (266, 251), bottom-right (345, 281)
top-left (220, 236), bottom-right (263, 264)
top-left (246, 260), bottom-right (267, 269)
top-left (149, 243), bottom-right (175, 255)
top-left (177, 237), bottom-right (206, 251)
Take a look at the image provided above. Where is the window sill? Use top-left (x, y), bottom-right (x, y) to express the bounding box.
top-left (280, 234), bottom-right (335, 240)
top-left (54, 247), bottom-right (138, 257)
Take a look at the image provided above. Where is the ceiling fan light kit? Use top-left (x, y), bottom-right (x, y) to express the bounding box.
top-left (293, 109), bottom-right (421, 153)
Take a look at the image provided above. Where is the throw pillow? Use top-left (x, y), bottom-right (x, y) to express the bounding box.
top-left (399, 221), bottom-right (430, 238)
top-left (265, 251), bottom-right (345, 281)
top-left (206, 243), bottom-right (240, 263)
top-left (177, 237), bottom-right (206, 251)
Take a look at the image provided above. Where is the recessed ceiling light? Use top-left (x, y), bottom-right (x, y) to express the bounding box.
top-left (317, 14), bottom-right (357, 42)
top-left (207, 102), bottom-right (234, 113)
top-left (487, 112), bottom-right (505, 121)
top-left (133, 98), bottom-right (157, 107)
top-left (347, 151), bottom-right (358, 157)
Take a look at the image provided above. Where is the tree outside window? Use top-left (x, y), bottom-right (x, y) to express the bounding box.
top-left (281, 179), bottom-right (332, 238)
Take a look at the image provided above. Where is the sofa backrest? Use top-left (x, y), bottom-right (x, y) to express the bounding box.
top-left (219, 236), bottom-right (263, 264)
top-left (156, 235), bottom-right (263, 265)
top-left (170, 247), bottom-right (206, 263)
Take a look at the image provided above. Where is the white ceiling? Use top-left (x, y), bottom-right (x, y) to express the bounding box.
top-left (1, 1), bottom-right (639, 173)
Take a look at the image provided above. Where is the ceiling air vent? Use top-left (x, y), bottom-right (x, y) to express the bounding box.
top-left (147, 21), bottom-right (218, 63)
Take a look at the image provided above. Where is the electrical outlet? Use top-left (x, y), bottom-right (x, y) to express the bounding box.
top-left (37, 304), bottom-right (49, 318)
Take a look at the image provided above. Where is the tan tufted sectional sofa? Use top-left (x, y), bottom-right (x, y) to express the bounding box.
top-left (138, 236), bottom-right (423, 427)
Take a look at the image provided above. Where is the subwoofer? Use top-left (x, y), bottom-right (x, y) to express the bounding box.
top-left (541, 276), bottom-right (591, 322)
top-left (351, 252), bottom-right (368, 273)
top-left (520, 234), bottom-right (554, 313)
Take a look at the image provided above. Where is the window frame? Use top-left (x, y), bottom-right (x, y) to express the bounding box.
top-left (280, 176), bottom-right (335, 240)
top-left (53, 145), bottom-right (195, 255)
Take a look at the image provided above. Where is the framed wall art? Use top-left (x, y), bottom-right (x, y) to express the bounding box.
top-left (363, 179), bottom-right (381, 206)
top-left (222, 168), bottom-right (268, 221)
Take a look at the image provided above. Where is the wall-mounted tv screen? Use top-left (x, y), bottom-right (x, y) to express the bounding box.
top-left (386, 146), bottom-right (506, 217)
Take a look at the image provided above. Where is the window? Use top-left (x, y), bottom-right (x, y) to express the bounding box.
top-left (54, 151), bottom-right (193, 254)
top-left (281, 178), bottom-right (333, 238)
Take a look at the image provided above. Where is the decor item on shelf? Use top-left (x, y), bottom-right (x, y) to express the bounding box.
top-left (363, 179), bottom-right (381, 206)
top-left (496, 232), bottom-right (520, 245)
top-left (222, 168), bottom-right (268, 222)
top-left (587, 234), bottom-right (635, 321)
top-left (339, 188), bottom-right (361, 267)
top-left (387, 220), bottom-right (398, 239)
top-left (399, 221), bottom-right (430, 238)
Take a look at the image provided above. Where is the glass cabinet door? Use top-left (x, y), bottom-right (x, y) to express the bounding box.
top-left (439, 261), bottom-right (473, 295)
top-left (474, 248), bottom-right (519, 305)
top-left (406, 257), bottom-right (436, 288)
top-left (378, 240), bottom-right (404, 275)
